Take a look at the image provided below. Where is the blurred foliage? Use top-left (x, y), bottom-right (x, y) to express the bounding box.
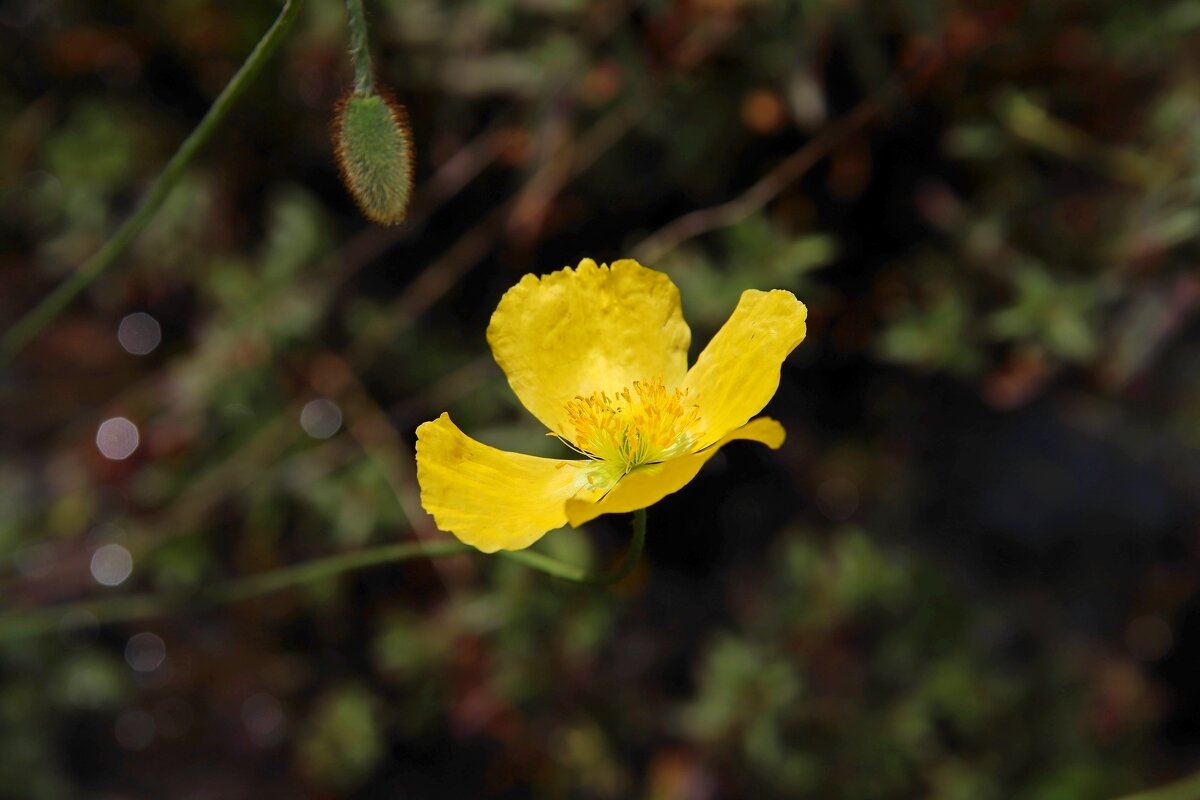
top-left (681, 530), bottom-right (1151, 799)
top-left (300, 684), bottom-right (386, 790)
top-left (1, 0), bottom-right (1199, 797)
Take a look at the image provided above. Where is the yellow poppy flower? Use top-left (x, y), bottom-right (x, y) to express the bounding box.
top-left (415, 258), bottom-right (807, 553)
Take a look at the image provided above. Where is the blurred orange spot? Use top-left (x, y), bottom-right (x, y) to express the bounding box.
top-left (914, 180), bottom-right (963, 231)
top-left (307, 353), bottom-right (351, 397)
top-left (231, 334), bottom-right (269, 369)
top-left (741, 88), bottom-right (787, 135)
top-left (983, 353), bottom-right (1052, 409)
top-left (647, 748), bottom-right (715, 800)
top-left (579, 62), bottom-right (622, 106)
top-left (48, 28), bottom-right (116, 75)
top-left (1087, 657), bottom-right (1156, 740)
top-left (943, 12), bottom-right (985, 59)
top-left (38, 318), bottom-right (121, 368)
top-left (147, 420), bottom-right (194, 460)
top-left (495, 128), bottom-right (532, 167)
top-left (901, 35), bottom-right (943, 80)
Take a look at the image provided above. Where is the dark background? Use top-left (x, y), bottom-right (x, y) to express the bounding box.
top-left (1, 0), bottom-right (1199, 797)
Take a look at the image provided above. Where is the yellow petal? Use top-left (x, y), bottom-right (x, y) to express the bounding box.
top-left (487, 258), bottom-right (691, 438)
top-left (684, 290), bottom-right (807, 449)
top-left (564, 417), bottom-right (785, 527)
top-left (415, 413), bottom-right (597, 552)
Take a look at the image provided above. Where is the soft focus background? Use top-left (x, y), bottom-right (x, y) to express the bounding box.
top-left (2, 1), bottom-right (1199, 797)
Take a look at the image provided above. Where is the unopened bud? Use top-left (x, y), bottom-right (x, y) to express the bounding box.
top-left (333, 91), bottom-right (414, 225)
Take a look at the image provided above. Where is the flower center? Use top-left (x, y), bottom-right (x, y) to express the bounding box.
top-left (557, 379), bottom-right (702, 489)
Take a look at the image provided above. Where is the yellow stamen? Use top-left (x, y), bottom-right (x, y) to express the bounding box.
top-left (556, 379), bottom-right (702, 489)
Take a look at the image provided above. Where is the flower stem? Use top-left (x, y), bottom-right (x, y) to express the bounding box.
top-left (500, 508), bottom-right (647, 585)
top-left (0, 540), bottom-right (472, 644)
top-left (0, 0), bottom-right (306, 363)
top-left (344, 0), bottom-right (376, 95)
top-left (0, 513), bottom-right (649, 643)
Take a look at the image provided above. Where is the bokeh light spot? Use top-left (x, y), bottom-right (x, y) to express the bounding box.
top-left (90, 543), bottom-right (133, 587)
top-left (300, 398), bottom-right (342, 439)
top-left (125, 632), bottom-right (166, 673)
top-left (96, 417), bottom-right (140, 460)
top-left (117, 312), bottom-right (162, 355)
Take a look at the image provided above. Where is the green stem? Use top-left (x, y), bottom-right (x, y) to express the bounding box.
top-left (344, 0), bottom-right (376, 95)
top-left (0, 0), bottom-right (306, 364)
top-left (207, 540), bottom-right (470, 605)
top-left (1116, 771), bottom-right (1200, 800)
top-left (501, 508), bottom-right (647, 585)
top-left (0, 512), bottom-right (649, 643)
top-left (0, 540), bottom-right (471, 644)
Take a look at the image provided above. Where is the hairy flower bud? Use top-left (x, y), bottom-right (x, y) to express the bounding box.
top-left (333, 91), bottom-right (414, 225)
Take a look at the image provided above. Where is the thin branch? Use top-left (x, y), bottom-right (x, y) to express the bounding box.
top-left (0, 540), bottom-right (473, 644)
top-left (508, 94), bottom-right (651, 244)
top-left (632, 64), bottom-right (920, 265)
top-left (0, 510), bottom-right (649, 641)
top-left (0, 128), bottom-right (505, 595)
top-left (0, 0), bottom-right (307, 363)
